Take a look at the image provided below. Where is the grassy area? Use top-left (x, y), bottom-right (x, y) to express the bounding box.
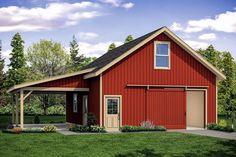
top-left (0, 115), bottom-right (65, 129)
top-left (0, 132), bottom-right (235, 157)
top-left (218, 115), bottom-right (236, 131)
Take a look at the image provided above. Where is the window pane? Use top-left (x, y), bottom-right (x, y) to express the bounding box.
top-left (156, 56), bottom-right (169, 67)
top-left (156, 44), bottom-right (168, 55)
top-left (107, 99), bottom-right (118, 114)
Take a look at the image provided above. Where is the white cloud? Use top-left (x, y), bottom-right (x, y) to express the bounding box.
top-left (1, 49), bottom-right (11, 72)
top-left (78, 41), bottom-right (123, 57)
top-left (121, 2), bottom-right (134, 9)
top-left (185, 10), bottom-right (236, 33)
top-left (78, 32), bottom-right (99, 40)
top-left (198, 33), bottom-right (217, 41)
top-left (100, 0), bottom-right (134, 9)
top-left (185, 40), bottom-right (209, 50)
top-left (100, 0), bottom-right (120, 7)
top-left (170, 22), bottom-right (183, 31)
top-left (2, 49), bottom-right (11, 58)
top-left (0, 2), bottom-right (101, 32)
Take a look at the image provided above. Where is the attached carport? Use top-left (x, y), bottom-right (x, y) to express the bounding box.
top-left (7, 68), bottom-right (93, 128)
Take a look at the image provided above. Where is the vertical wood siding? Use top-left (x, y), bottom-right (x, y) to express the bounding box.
top-left (88, 76), bottom-right (100, 124)
top-left (66, 92), bottom-right (85, 124)
top-left (102, 33), bottom-right (216, 128)
top-left (32, 74), bottom-right (89, 88)
top-left (66, 76), bottom-right (100, 125)
top-left (147, 89), bottom-right (186, 129)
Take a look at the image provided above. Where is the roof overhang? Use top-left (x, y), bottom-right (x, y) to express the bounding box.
top-left (8, 68), bottom-right (95, 93)
top-left (83, 27), bottom-right (226, 80)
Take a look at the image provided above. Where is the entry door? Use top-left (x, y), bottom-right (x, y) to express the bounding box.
top-left (83, 95), bottom-right (88, 125)
top-left (105, 97), bottom-right (120, 129)
top-left (187, 91), bottom-right (205, 128)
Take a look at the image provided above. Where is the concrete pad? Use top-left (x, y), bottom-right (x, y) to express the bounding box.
top-left (174, 129), bottom-right (236, 140)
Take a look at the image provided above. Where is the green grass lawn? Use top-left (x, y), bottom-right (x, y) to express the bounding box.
top-left (0, 132), bottom-right (235, 157)
top-left (0, 115), bottom-right (65, 129)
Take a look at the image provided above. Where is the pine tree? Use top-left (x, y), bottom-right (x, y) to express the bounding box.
top-left (5, 33), bottom-right (27, 88)
top-left (124, 35), bottom-right (133, 43)
top-left (197, 45), bottom-right (220, 68)
top-left (69, 35), bottom-right (85, 71)
top-left (108, 43), bottom-right (116, 52)
top-left (0, 40), bottom-right (6, 105)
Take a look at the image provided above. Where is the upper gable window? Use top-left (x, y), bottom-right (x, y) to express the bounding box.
top-left (154, 41), bottom-right (170, 69)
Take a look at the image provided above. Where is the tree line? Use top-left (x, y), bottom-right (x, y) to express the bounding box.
top-left (0, 33), bottom-right (134, 115)
top-left (197, 45), bottom-right (236, 126)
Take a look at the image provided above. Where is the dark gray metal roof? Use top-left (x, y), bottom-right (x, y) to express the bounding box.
top-left (83, 27), bottom-right (163, 73)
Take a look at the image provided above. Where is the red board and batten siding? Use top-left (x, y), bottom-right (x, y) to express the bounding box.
top-left (32, 74), bottom-right (89, 88)
top-left (88, 76), bottom-right (101, 124)
top-left (102, 33), bottom-right (216, 128)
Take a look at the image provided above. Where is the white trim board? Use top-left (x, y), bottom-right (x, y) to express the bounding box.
top-left (19, 87), bottom-right (89, 92)
top-left (154, 41), bottom-right (171, 70)
top-left (84, 27), bottom-right (225, 80)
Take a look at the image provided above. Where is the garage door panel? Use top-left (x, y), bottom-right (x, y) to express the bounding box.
top-left (147, 89), bottom-right (186, 129)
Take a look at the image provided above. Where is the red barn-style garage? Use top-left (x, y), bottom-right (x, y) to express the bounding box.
top-left (8, 27), bottom-right (225, 130)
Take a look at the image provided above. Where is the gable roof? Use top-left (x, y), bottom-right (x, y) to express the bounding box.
top-left (83, 27), bottom-right (226, 80)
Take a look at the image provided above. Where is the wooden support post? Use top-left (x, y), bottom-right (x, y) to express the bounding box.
top-left (20, 90), bottom-right (24, 129)
top-left (12, 102), bottom-right (15, 124)
top-left (15, 94), bottom-right (19, 127)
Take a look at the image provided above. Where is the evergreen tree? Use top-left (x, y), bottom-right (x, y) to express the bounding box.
top-left (197, 45), bottom-right (236, 117)
top-left (108, 43), bottom-right (116, 52)
top-left (69, 35), bottom-right (85, 71)
top-left (197, 45), bottom-right (220, 68)
top-left (124, 35), bottom-right (133, 43)
top-left (0, 40), bottom-right (6, 105)
top-left (5, 33), bottom-right (27, 88)
top-left (218, 52), bottom-right (235, 118)
top-left (225, 81), bottom-right (236, 128)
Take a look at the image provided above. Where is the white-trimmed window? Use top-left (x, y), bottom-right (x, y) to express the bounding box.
top-left (73, 93), bottom-right (78, 113)
top-left (154, 41), bottom-right (170, 69)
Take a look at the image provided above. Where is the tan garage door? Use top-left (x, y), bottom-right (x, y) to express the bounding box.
top-left (187, 91), bottom-right (205, 128)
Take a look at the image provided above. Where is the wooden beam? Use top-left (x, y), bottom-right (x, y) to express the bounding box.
top-left (15, 94), bottom-right (19, 126)
top-left (12, 96), bottom-right (15, 124)
top-left (20, 90), bottom-right (24, 129)
top-left (24, 91), bottom-right (33, 100)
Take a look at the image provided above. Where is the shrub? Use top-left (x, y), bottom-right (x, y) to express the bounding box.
top-left (120, 125), bottom-right (166, 132)
top-left (66, 123), bottom-right (77, 129)
top-left (34, 115), bottom-right (40, 124)
top-left (140, 120), bottom-right (155, 129)
top-left (207, 123), bottom-right (234, 132)
top-left (6, 123), bottom-right (14, 129)
top-left (2, 127), bottom-right (23, 134)
top-left (69, 125), bottom-right (106, 133)
top-left (12, 127), bottom-right (23, 134)
top-left (90, 126), bottom-right (106, 133)
top-left (43, 125), bottom-right (57, 132)
top-left (22, 128), bottom-right (44, 133)
top-left (218, 119), bottom-right (227, 127)
top-left (87, 113), bottom-right (97, 127)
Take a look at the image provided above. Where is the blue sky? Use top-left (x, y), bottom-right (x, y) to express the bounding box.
top-left (0, 0), bottom-right (236, 71)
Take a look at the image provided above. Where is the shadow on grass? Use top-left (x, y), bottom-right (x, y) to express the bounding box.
top-left (115, 148), bottom-right (163, 157)
top-left (114, 140), bottom-right (236, 157)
